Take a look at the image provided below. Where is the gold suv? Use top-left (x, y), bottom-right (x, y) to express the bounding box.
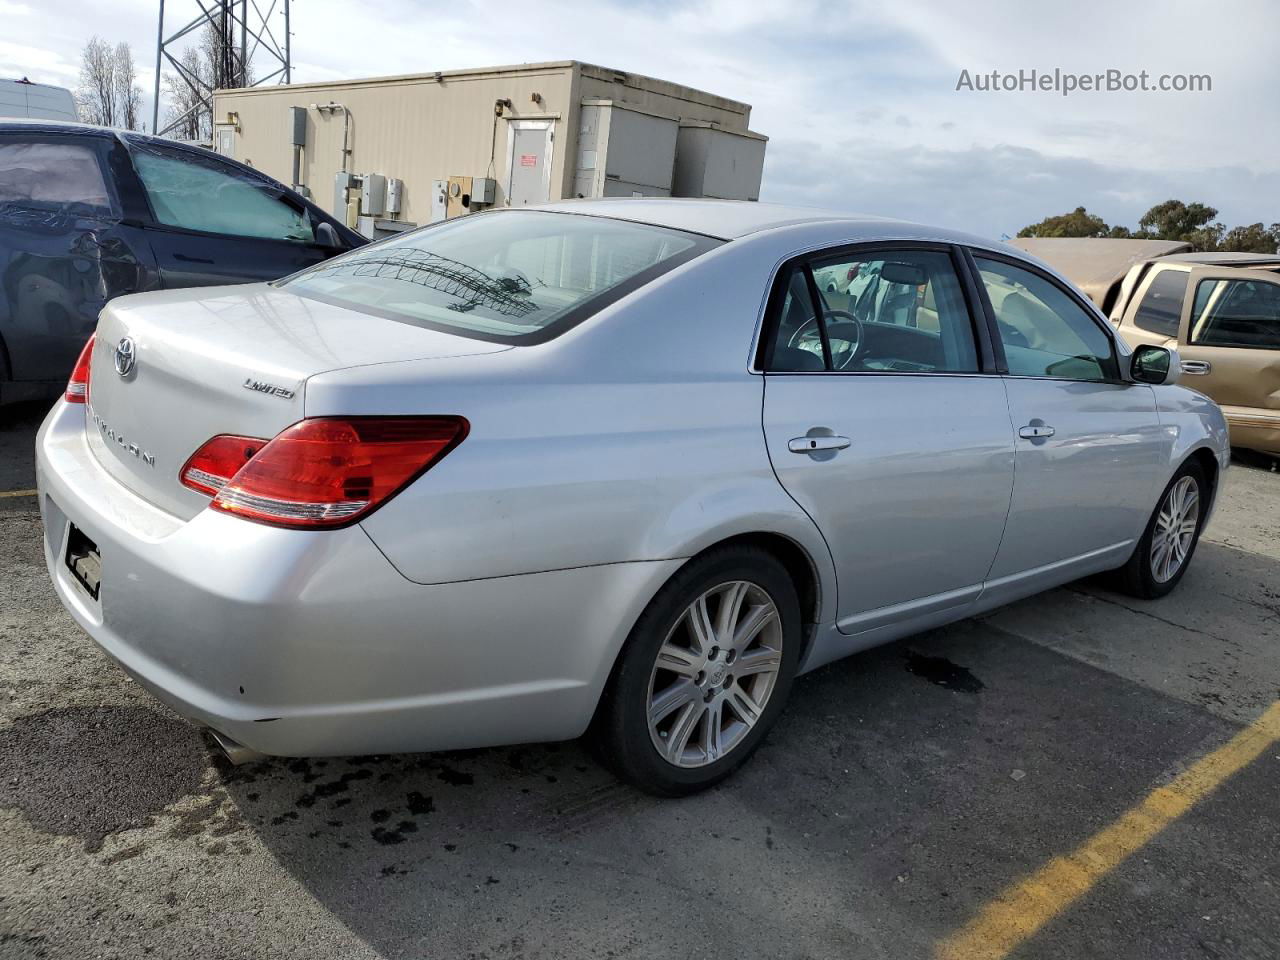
top-left (1016, 240), bottom-right (1280, 457)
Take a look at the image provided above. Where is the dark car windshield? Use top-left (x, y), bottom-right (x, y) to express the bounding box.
top-left (280, 210), bottom-right (719, 344)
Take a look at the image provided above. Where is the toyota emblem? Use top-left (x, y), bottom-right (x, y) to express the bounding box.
top-left (114, 337), bottom-right (136, 378)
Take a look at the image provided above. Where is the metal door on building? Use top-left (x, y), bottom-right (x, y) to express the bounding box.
top-left (505, 120), bottom-right (553, 206)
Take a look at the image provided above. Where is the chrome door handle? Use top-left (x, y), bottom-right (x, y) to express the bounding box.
top-left (788, 435), bottom-right (851, 453)
top-left (1180, 359), bottom-right (1212, 375)
top-left (1018, 424), bottom-right (1055, 439)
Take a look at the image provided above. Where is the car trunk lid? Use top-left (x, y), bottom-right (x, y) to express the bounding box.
top-left (85, 283), bottom-right (508, 519)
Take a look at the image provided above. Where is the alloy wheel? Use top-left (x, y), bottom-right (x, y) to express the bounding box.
top-left (1151, 475), bottom-right (1200, 583)
top-left (646, 580), bottom-right (784, 768)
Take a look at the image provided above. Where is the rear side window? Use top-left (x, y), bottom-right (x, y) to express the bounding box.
top-left (130, 142), bottom-right (314, 243)
top-left (1132, 268), bottom-right (1188, 338)
top-left (767, 248), bottom-right (979, 373)
top-left (282, 210), bottom-right (719, 344)
top-left (1189, 279), bottom-right (1280, 349)
top-left (0, 139), bottom-right (113, 214)
top-left (976, 257), bottom-right (1118, 381)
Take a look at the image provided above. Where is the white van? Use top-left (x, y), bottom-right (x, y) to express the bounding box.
top-left (0, 78), bottom-right (78, 121)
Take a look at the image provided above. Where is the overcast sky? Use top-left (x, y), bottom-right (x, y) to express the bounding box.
top-left (4, 0), bottom-right (1276, 239)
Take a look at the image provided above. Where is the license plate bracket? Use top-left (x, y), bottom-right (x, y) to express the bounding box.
top-left (65, 524), bottom-right (102, 600)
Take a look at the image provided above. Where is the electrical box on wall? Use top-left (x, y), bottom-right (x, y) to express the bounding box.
top-left (470, 177), bottom-right (496, 206)
top-left (333, 171), bottom-right (355, 216)
top-left (385, 177), bottom-right (403, 215)
top-left (446, 175), bottom-right (472, 218)
top-left (430, 179), bottom-right (448, 223)
top-left (361, 173), bottom-right (387, 217)
top-left (289, 106), bottom-right (307, 146)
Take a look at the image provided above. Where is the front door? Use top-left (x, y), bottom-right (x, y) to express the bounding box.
top-left (506, 121), bottom-right (553, 207)
top-left (125, 137), bottom-right (334, 287)
top-left (973, 252), bottom-right (1165, 590)
top-left (760, 246), bottom-right (1015, 634)
top-left (1176, 267), bottom-right (1280, 438)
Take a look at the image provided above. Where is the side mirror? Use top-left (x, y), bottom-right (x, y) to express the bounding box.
top-left (1130, 344), bottom-right (1181, 385)
top-left (315, 221), bottom-right (345, 250)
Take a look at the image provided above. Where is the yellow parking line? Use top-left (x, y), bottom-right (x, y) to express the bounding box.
top-left (0, 488), bottom-right (37, 499)
top-left (936, 700), bottom-right (1280, 960)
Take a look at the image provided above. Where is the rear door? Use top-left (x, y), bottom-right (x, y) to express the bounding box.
top-left (122, 137), bottom-right (343, 288)
top-left (1177, 267), bottom-right (1280, 441)
top-left (972, 251), bottom-right (1166, 589)
top-left (760, 244), bottom-right (1015, 634)
top-left (0, 131), bottom-right (157, 383)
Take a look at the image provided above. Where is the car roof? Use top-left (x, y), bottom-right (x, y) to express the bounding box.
top-left (531, 197), bottom-right (1001, 247)
top-left (0, 118), bottom-right (118, 138)
top-left (0, 119), bottom-right (207, 151)
top-left (1156, 251), bottom-right (1280, 267)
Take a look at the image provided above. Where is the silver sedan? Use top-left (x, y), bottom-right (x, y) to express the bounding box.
top-left (36, 200), bottom-right (1230, 795)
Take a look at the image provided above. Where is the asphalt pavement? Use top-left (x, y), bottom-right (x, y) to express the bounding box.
top-left (1, 400), bottom-right (1278, 960)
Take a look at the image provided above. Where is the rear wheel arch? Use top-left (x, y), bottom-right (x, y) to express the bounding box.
top-left (597, 529), bottom-right (825, 713)
top-left (696, 532), bottom-right (823, 652)
top-left (590, 538), bottom-right (806, 794)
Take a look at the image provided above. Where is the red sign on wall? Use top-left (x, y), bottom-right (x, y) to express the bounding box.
top-left (519, 154), bottom-right (538, 167)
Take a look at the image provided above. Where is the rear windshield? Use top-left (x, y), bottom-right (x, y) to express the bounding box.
top-left (281, 210), bottom-right (719, 344)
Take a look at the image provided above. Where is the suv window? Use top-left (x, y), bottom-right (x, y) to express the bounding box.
top-left (768, 249), bottom-right (979, 373)
top-left (1132, 268), bottom-right (1187, 338)
top-left (130, 142), bottom-right (314, 243)
top-left (1189, 278), bottom-right (1280, 349)
top-left (0, 139), bottom-right (113, 214)
top-left (976, 256), bottom-right (1118, 381)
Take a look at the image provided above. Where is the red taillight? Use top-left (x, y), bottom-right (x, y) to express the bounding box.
top-left (181, 417), bottom-right (468, 529)
top-left (65, 335), bottom-right (95, 403)
top-left (180, 435), bottom-right (269, 496)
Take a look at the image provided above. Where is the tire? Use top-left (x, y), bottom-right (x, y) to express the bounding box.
top-left (1111, 459), bottom-right (1208, 599)
top-left (593, 545), bottom-right (802, 797)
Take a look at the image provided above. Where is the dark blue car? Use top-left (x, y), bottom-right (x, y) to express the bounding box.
top-left (0, 120), bottom-right (364, 405)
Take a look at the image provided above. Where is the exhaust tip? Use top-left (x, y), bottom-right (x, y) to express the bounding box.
top-left (208, 728), bottom-right (265, 765)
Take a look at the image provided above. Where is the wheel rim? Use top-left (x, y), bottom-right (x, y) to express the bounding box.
top-left (1151, 475), bottom-right (1200, 583)
top-left (647, 580), bottom-right (784, 769)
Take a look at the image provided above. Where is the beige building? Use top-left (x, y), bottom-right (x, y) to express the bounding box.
top-left (211, 60), bottom-right (767, 235)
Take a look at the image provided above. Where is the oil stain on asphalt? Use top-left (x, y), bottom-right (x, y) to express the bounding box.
top-left (0, 705), bottom-right (207, 852)
top-left (905, 650), bottom-right (985, 694)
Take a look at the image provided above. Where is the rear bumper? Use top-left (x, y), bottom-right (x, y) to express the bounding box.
top-left (37, 400), bottom-right (680, 757)
top-left (1223, 406), bottom-right (1280, 456)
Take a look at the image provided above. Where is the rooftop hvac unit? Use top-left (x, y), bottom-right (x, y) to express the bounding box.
top-left (672, 124), bottom-right (767, 201)
top-left (572, 100), bottom-right (678, 199)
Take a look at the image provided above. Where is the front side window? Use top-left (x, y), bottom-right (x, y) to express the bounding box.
top-left (0, 139), bottom-right (113, 214)
top-left (976, 256), bottom-right (1118, 381)
top-left (1189, 278), bottom-right (1280, 349)
top-left (282, 210), bottom-right (717, 343)
top-left (1132, 267), bottom-right (1188, 338)
top-left (130, 142), bottom-right (314, 243)
top-left (767, 249), bottom-right (979, 373)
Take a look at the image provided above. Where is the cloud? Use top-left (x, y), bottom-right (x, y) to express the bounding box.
top-left (761, 137), bottom-right (1280, 240)
top-left (13, 0), bottom-right (1279, 234)
top-left (0, 40), bottom-right (79, 83)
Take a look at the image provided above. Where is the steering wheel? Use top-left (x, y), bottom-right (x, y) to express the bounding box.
top-left (788, 310), bottom-right (864, 369)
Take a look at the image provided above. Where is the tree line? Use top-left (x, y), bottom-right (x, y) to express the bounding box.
top-left (74, 29), bottom-right (248, 140)
top-left (1018, 202), bottom-right (1279, 254)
